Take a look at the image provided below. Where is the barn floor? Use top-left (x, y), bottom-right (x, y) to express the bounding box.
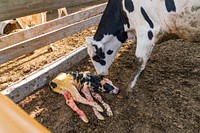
top-left (18, 39), bottom-right (200, 133)
top-left (0, 1), bottom-right (200, 133)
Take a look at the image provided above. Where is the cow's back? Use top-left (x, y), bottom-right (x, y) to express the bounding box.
top-left (155, 0), bottom-right (200, 42)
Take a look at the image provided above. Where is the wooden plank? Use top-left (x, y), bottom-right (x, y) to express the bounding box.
top-left (15, 12), bottom-right (47, 29)
top-left (0, 0), bottom-right (96, 21)
top-left (0, 93), bottom-right (51, 133)
top-left (1, 46), bottom-right (87, 103)
top-left (0, 3), bottom-right (106, 49)
top-left (0, 14), bottom-right (102, 64)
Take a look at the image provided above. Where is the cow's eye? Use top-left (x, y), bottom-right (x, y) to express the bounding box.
top-left (107, 50), bottom-right (113, 55)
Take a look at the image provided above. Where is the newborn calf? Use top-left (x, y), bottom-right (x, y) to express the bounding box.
top-left (49, 71), bottom-right (119, 123)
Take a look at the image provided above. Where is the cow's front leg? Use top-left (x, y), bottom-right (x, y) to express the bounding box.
top-left (118, 34), bottom-right (156, 98)
top-left (63, 91), bottom-right (89, 123)
top-left (81, 84), bottom-right (105, 120)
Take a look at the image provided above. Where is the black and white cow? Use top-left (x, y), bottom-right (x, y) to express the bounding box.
top-left (86, 0), bottom-right (200, 96)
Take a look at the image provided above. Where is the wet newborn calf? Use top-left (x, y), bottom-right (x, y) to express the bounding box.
top-left (49, 71), bottom-right (119, 123)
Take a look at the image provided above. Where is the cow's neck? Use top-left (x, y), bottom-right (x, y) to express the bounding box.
top-left (94, 0), bottom-right (128, 43)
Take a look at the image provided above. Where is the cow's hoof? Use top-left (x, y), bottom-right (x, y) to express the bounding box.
top-left (117, 90), bottom-right (128, 99)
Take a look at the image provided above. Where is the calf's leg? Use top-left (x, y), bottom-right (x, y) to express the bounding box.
top-left (63, 91), bottom-right (89, 123)
top-left (81, 86), bottom-right (105, 120)
top-left (90, 90), bottom-right (113, 116)
top-left (68, 83), bottom-right (104, 112)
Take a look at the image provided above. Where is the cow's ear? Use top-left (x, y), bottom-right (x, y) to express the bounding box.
top-left (86, 36), bottom-right (94, 57)
top-left (85, 36), bottom-right (93, 46)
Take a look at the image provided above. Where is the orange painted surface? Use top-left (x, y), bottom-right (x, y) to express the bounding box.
top-left (0, 93), bottom-right (51, 133)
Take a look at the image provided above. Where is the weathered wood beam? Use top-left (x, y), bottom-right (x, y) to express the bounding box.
top-left (0, 0), bottom-right (96, 21)
top-left (1, 46), bottom-right (87, 103)
top-left (0, 3), bottom-right (106, 49)
top-left (0, 93), bottom-right (51, 132)
top-left (0, 14), bottom-right (102, 64)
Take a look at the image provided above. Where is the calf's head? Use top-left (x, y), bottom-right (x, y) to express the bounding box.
top-left (99, 77), bottom-right (119, 94)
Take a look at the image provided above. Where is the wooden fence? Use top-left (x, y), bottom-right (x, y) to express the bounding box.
top-left (1, 1), bottom-right (107, 102)
top-left (0, 0), bottom-right (97, 21)
top-left (0, 1), bottom-right (107, 132)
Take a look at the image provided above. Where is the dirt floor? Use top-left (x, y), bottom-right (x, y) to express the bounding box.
top-left (18, 39), bottom-right (200, 133)
top-left (1, 1), bottom-right (200, 133)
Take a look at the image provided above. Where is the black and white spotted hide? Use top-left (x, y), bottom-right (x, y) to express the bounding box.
top-left (86, 0), bottom-right (200, 95)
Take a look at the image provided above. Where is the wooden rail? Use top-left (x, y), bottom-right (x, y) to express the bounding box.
top-left (0, 0), bottom-right (96, 21)
top-left (0, 2), bottom-right (107, 132)
top-left (0, 3), bottom-right (106, 64)
top-left (2, 46), bottom-right (87, 102)
top-left (0, 3), bottom-right (106, 49)
top-left (0, 15), bottom-right (101, 64)
top-left (1, 2), bottom-right (107, 102)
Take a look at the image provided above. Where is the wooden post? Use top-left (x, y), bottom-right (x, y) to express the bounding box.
top-left (0, 93), bottom-right (51, 133)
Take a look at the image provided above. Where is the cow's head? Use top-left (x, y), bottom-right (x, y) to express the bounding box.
top-left (86, 0), bottom-right (133, 75)
top-left (86, 35), bottom-right (122, 75)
